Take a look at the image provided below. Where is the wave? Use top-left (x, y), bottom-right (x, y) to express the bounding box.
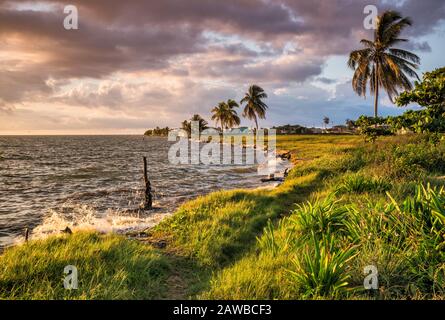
top-left (30, 202), bottom-right (170, 241)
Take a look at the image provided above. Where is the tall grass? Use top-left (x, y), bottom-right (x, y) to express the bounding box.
top-left (287, 234), bottom-right (357, 298)
top-left (337, 175), bottom-right (390, 194)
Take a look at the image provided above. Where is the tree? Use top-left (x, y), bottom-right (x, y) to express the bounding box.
top-left (397, 67), bottom-right (445, 113)
top-left (181, 114), bottom-right (208, 137)
top-left (348, 10), bottom-right (420, 118)
top-left (240, 85), bottom-right (268, 130)
top-left (395, 67), bottom-right (445, 133)
top-left (211, 99), bottom-right (241, 130)
top-left (345, 119), bottom-right (355, 130)
top-left (181, 120), bottom-right (191, 136)
top-left (323, 116), bottom-right (330, 129)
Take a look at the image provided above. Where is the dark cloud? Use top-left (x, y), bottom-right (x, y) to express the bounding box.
top-left (0, 0), bottom-right (444, 123)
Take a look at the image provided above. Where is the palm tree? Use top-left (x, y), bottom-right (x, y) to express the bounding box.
top-left (211, 103), bottom-right (227, 130)
top-left (323, 116), bottom-right (330, 129)
top-left (348, 10), bottom-right (420, 118)
top-left (212, 102), bottom-right (226, 130)
top-left (181, 114), bottom-right (208, 137)
top-left (181, 120), bottom-right (191, 136)
top-left (211, 99), bottom-right (241, 130)
top-left (240, 85), bottom-right (268, 130)
top-left (223, 99), bottom-right (241, 129)
top-left (190, 114), bottom-right (208, 132)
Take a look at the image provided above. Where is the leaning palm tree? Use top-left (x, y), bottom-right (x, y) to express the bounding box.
top-left (190, 114), bottom-right (208, 132)
top-left (211, 103), bottom-right (227, 130)
top-left (348, 10), bottom-right (420, 118)
top-left (222, 99), bottom-right (241, 129)
top-left (211, 99), bottom-right (240, 130)
top-left (240, 85), bottom-right (268, 130)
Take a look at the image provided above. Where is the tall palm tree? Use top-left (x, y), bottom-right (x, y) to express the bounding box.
top-left (240, 85), bottom-right (268, 130)
top-left (348, 10), bottom-right (420, 118)
top-left (211, 99), bottom-right (241, 130)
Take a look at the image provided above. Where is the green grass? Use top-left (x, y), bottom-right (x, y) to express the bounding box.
top-left (0, 232), bottom-right (170, 299)
top-left (1, 134), bottom-right (445, 300)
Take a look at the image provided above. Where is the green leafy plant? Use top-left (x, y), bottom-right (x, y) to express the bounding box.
top-left (290, 197), bottom-right (349, 240)
top-left (287, 234), bottom-right (357, 298)
top-left (337, 175), bottom-right (390, 194)
top-left (257, 220), bottom-right (278, 256)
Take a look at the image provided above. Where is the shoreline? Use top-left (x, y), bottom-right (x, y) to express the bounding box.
top-left (4, 146), bottom-right (293, 250)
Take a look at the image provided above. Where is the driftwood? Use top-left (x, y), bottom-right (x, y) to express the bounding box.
top-left (24, 227), bottom-right (29, 242)
top-left (61, 227), bottom-right (72, 234)
top-left (143, 156), bottom-right (153, 210)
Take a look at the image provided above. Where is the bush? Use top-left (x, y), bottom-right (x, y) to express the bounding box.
top-left (337, 175), bottom-right (390, 194)
top-left (289, 197), bottom-right (349, 241)
top-left (287, 234), bottom-right (357, 298)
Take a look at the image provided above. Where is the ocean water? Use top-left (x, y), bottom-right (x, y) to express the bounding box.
top-left (0, 135), bottom-right (287, 248)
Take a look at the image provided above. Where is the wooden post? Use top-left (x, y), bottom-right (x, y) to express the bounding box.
top-left (143, 156), bottom-right (153, 210)
top-left (24, 227), bottom-right (29, 242)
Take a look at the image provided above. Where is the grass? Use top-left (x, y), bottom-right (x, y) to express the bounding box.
top-left (1, 134), bottom-right (445, 299)
top-left (0, 232), bottom-right (170, 299)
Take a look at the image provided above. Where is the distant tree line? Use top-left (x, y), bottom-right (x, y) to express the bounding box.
top-left (144, 126), bottom-right (170, 136)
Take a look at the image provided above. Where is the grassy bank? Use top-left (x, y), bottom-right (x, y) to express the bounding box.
top-left (2, 134), bottom-right (445, 299)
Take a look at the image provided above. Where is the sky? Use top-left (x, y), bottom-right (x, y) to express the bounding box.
top-left (0, 0), bottom-right (444, 135)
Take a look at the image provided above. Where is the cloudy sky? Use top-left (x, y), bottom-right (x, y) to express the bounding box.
top-left (0, 0), bottom-right (444, 134)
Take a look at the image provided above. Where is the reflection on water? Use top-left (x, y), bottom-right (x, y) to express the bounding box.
top-left (0, 135), bottom-right (288, 248)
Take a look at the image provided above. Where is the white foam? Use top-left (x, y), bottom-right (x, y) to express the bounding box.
top-left (30, 202), bottom-right (170, 241)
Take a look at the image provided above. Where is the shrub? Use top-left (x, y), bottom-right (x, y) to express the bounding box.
top-left (337, 175), bottom-right (390, 194)
top-left (287, 234), bottom-right (357, 298)
top-left (290, 197), bottom-right (349, 241)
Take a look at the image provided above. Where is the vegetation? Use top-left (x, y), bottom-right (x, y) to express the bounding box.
top-left (181, 114), bottom-right (209, 137)
top-left (352, 67), bottom-right (444, 142)
top-left (0, 232), bottom-right (170, 299)
top-left (2, 134), bottom-right (445, 300)
top-left (394, 67), bottom-right (445, 133)
top-left (211, 99), bottom-right (241, 130)
top-left (144, 126), bottom-right (170, 136)
top-left (348, 10), bottom-right (420, 118)
top-left (240, 85), bottom-right (269, 130)
top-left (323, 116), bottom-right (330, 129)
top-left (272, 124), bottom-right (313, 134)
top-left (149, 84), bottom-right (270, 136)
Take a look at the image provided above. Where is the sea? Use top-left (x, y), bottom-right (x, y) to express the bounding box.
top-left (0, 135), bottom-right (289, 248)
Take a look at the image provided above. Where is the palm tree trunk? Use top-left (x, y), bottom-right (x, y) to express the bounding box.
top-left (373, 65), bottom-right (379, 129)
top-left (374, 66), bottom-right (379, 119)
